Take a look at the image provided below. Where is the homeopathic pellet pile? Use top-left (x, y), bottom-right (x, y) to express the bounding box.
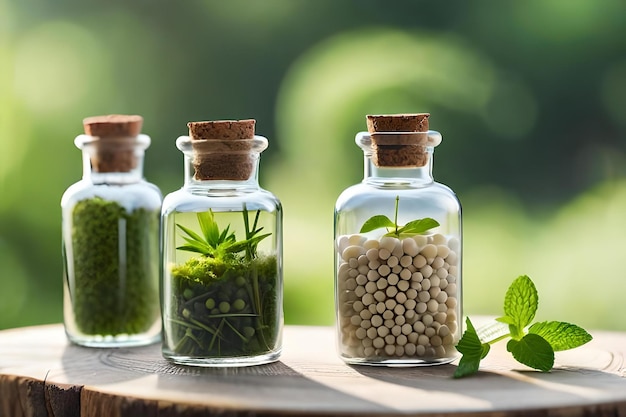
top-left (336, 233), bottom-right (460, 360)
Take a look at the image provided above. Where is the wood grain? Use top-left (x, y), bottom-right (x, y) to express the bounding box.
top-left (0, 324), bottom-right (625, 417)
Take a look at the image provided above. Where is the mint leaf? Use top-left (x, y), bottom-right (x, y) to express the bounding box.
top-left (454, 317), bottom-right (491, 378)
top-left (501, 275), bottom-right (538, 340)
top-left (396, 218), bottom-right (440, 236)
top-left (507, 334), bottom-right (554, 372)
top-left (529, 321), bottom-right (592, 351)
top-left (359, 215), bottom-right (396, 233)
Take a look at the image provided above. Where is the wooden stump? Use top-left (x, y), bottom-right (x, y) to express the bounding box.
top-left (0, 324), bottom-right (625, 416)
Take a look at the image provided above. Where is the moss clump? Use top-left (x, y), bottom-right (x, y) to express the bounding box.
top-left (67, 197), bottom-right (160, 335)
top-left (168, 255), bottom-right (279, 357)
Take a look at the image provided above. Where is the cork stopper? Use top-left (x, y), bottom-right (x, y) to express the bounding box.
top-left (187, 119), bottom-right (257, 181)
top-left (366, 113), bottom-right (431, 167)
top-left (82, 115), bottom-right (144, 173)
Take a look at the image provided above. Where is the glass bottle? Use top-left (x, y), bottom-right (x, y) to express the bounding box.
top-left (334, 114), bottom-right (462, 366)
top-left (61, 115), bottom-right (162, 347)
top-left (161, 119), bottom-right (283, 367)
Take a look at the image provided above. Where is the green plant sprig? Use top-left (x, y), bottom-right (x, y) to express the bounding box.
top-left (176, 207), bottom-right (270, 260)
top-left (454, 275), bottom-right (592, 378)
top-left (359, 196), bottom-right (439, 238)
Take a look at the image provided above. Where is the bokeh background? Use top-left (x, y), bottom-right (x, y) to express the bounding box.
top-left (2, 0), bottom-right (626, 331)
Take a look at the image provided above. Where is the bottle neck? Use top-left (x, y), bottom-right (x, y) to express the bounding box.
top-left (363, 151), bottom-right (435, 187)
top-left (356, 130), bottom-right (441, 188)
top-left (76, 134), bottom-right (149, 184)
top-left (177, 135), bottom-right (267, 194)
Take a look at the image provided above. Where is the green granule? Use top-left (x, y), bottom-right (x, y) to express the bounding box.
top-left (167, 255), bottom-right (280, 357)
top-left (68, 196), bottom-right (160, 335)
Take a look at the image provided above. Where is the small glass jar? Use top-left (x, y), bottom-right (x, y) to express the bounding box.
top-left (334, 114), bottom-right (462, 366)
top-left (61, 115), bottom-right (162, 347)
top-left (161, 119), bottom-right (283, 367)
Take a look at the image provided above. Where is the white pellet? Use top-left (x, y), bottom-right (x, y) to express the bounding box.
top-left (353, 300), bottom-right (364, 313)
top-left (421, 279), bottom-right (431, 291)
top-left (427, 299), bottom-right (439, 313)
top-left (378, 264), bottom-right (391, 277)
top-left (382, 310), bottom-right (394, 320)
top-left (385, 334), bottom-right (396, 345)
top-left (431, 234), bottom-right (446, 245)
top-left (367, 270), bottom-right (380, 282)
top-left (417, 334), bottom-right (430, 346)
top-left (411, 271), bottom-right (424, 282)
top-left (374, 291), bottom-right (386, 302)
top-left (349, 268), bottom-right (358, 278)
top-left (368, 304), bottom-right (377, 314)
top-left (358, 264), bottom-right (370, 275)
top-left (376, 278), bottom-right (388, 290)
top-left (416, 302), bottom-right (428, 314)
top-left (362, 293), bottom-right (374, 306)
top-left (373, 337), bottom-right (385, 349)
top-left (366, 248), bottom-right (379, 261)
top-left (413, 255), bottom-right (427, 268)
top-left (376, 302), bottom-right (386, 314)
top-left (422, 314), bottom-right (434, 326)
top-left (369, 259), bottom-right (381, 270)
top-left (384, 344), bottom-right (396, 356)
top-left (399, 268), bottom-right (412, 280)
top-left (402, 238), bottom-right (419, 257)
top-left (355, 286), bottom-right (366, 297)
top-left (434, 345), bottom-right (446, 357)
top-left (395, 345), bottom-right (405, 357)
top-left (387, 256), bottom-right (399, 268)
top-left (436, 245), bottom-right (450, 259)
top-left (401, 323), bottom-right (413, 335)
top-left (378, 248), bottom-right (391, 260)
top-left (391, 325), bottom-right (402, 336)
top-left (418, 291), bottom-right (430, 302)
top-left (346, 278), bottom-right (357, 291)
top-left (421, 244), bottom-right (437, 259)
top-left (421, 265), bottom-right (433, 279)
top-left (392, 265), bottom-right (402, 274)
top-left (394, 304), bottom-right (406, 316)
top-left (436, 291), bottom-right (448, 304)
top-left (397, 280), bottom-right (410, 292)
top-left (396, 334), bottom-right (408, 346)
top-left (438, 325), bottom-right (450, 337)
top-left (337, 262), bottom-right (351, 280)
top-left (371, 315), bottom-right (383, 327)
top-left (446, 283), bottom-right (457, 296)
top-left (436, 268), bottom-right (448, 280)
top-left (404, 309), bottom-right (416, 321)
top-left (410, 281), bottom-right (422, 290)
top-left (430, 276), bottom-right (440, 288)
top-left (342, 245), bottom-right (366, 261)
top-left (439, 278), bottom-right (448, 290)
top-left (395, 292), bottom-right (407, 304)
top-left (355, 327), bottom-right (367, 339)
top-left (360, 309), bottom-right (372, 320)
top-left (386, 286), bottom-right (398, 298)
top-left (405, 343), bottom-right (417, 356)
top-left (448, 237), bottom-right (460, 252)
top-left (448, 265), bottom-right (458, 277)
top-left (413, 235), bottom-right (428, 247)
top-left (361, 319), bottom-right (372, 329)
top-left (349, 258), bottom-right (358, 269)
top-left (336, 236), bottom-right (350, 253)
top-left (406, 289), bottom-right (418, 300)
top-left (442, 334), bottom-right (454, 346)
top-left (387, 274), bottom-right (399, 286)
top-left (363, 239), bottom-right (380, 250)
top-left (377, 326), bottom-right (389, 337)
top-left (366, 327), bottom-right (378, 339)
top-left (362, 337), bottom-right (373, 347)
top-left (395, 315), bottom-right (406, 326)
top-left (348, 234), bottom-right (366, 246)
top-left (384, 319), bottom-right (395, 329)
top-left (356, 275), bottom-right (368, 286)
top-left (404, 299), bottom-right (416, 311)
top-left (350, 315), bottom-right (362, 326)
top-left (416, 344), bottom-right (426, 356)
top-left (425, 327), bottom-right (436, 337)
top-left (385, 299), bottom-right (397, 311)
top-left (447, 252), bottom-right (458, 266)
top-left (364, 346), bottom-right (376, 356)
top-left (408, 333), bottom-right (419, 344)
top-left (413, 321), bottom-right (426, 334)
top-left (432, 256), bottom-right (444, 269)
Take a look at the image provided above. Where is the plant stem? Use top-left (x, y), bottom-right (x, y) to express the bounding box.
top-left (394, 195), bottom-right (400, 235)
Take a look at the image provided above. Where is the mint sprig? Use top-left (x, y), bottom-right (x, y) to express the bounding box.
top-left (359, 196), bottom-right (439, 238)
top-left (454, 275), bottom-right (592, 378)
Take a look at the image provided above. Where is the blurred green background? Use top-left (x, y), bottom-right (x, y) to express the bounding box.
top-left (1, 0), bottom-right (626, 332)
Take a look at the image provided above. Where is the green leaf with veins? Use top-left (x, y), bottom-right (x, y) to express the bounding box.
top-left (359, 196), bottom-right (439, 238)
top-left (507, 334), bottom-right (554, 372)
top-left (454, 317), bottom-right (490, 378)
top-left (528, 321), bottom-right (592, 351)
top-left (497, 275), bottom-right (538, 340)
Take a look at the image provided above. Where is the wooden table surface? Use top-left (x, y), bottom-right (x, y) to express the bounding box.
top-left (0, 323), bottom-right (625, 417)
